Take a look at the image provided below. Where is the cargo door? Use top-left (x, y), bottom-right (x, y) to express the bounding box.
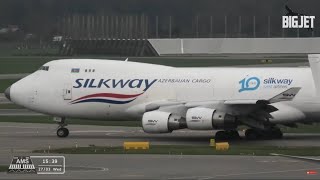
top-left (63, 84), bottom-right (72, 100)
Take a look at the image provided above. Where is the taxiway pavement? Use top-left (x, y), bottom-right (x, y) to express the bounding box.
top-left (0, 122), bottom-right (319, 152)
top-left (0, 122), bottom-right (319, 179)
top-left (0, 153), bottom-right (319, 179)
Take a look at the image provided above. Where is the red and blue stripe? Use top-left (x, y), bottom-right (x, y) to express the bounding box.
top-left (70, 92), bottom-right (143, 104)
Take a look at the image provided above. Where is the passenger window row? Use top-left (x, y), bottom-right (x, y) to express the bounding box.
top-left (85, 69), bottom-right (95, 73)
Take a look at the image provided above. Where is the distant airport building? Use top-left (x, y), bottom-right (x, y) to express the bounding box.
top-left (1, 0), bottom-right (320, 56)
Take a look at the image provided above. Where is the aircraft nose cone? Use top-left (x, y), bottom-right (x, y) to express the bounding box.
top-left (4, 86), bottom-right (11, 101)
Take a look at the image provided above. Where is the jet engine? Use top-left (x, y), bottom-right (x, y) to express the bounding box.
top-left (142, 111), bottom-right (187, 133)
top-left (269, 103), bottom-right (306, 124)
top-left (186, 107), bottom-right (237, 130)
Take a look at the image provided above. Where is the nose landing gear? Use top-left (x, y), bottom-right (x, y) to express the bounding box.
top-left (57, 127), bottom-right (69, 137)
top-left (54, 117), bottom-right (69, 138)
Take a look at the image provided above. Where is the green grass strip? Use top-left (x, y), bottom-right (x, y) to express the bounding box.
top-left (33, 145), bottom-right (320, 156)
top-left (0, 165), bottom-right (8, 172)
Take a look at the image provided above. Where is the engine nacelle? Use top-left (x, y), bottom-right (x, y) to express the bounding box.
top-left (186, 107), bottom-right (236, 130)
top-left (269, 103), bottom-right (305, 124)
top-left (142, 111), bottom-right (187, 133)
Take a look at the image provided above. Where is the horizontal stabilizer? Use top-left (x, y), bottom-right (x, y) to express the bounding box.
top-left (268, 87), bottom-right (301, 103)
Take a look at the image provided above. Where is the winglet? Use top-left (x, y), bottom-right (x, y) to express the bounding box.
top-left (268, 87), bottom-right (301, 103)
top-left (125, 58), bottom-right (129, 62)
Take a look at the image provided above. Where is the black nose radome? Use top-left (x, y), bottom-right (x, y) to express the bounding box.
top-left (4, 86), bottom-right (11, 101)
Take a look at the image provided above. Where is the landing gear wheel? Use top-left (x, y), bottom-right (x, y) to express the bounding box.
top-left (245, 129), bottom-right (260, 140)
top-left (245, 128), bottom-right (283, 140)
top-left (215, 130), bottom-right (240, 141)
top-left (54, 117), bottom-right (69, 138)
top-left (271, 128), bottom-right (283, 139)
top-left (215, 131), bottom-right (227, 141)
top-left (227, 130), bottom-right (241, 140)
top-left (57, 128), bottom-right (69, 138)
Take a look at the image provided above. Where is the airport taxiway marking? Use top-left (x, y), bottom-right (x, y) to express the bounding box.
top-left (257, 160), bottom-right (299, 163)
top-left (119, 174), bottom-right (145, 178)
top-left (0, 131), bottom-right (41, 135)
top-left (66, 166), bottom-right (109, 173)
top-left (70, 130), bottom-right (125, 133)
top-left (0, 125), bottom-right (48, 129)
top-left (197, 167), bottom-right (320, 179)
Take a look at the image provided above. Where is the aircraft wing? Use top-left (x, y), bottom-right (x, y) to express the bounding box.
top-left (146, 87), bottom-right (301, 110)
top-left (137, 87), bottom-right (301, 129)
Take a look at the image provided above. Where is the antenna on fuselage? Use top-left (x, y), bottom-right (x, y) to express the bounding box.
top-left (125, 58), bottom-right (129, 62)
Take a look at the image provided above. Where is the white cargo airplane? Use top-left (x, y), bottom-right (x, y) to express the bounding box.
top-left (4, 55), bottom-right (320, 140)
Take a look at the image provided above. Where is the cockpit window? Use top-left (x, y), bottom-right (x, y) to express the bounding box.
top-left (39, 66), bottom-right (49, 71)
top-left (71, 68), bottom-right (80, 73)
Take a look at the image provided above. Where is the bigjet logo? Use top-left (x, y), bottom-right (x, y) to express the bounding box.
top-left (282, 16), bottom-right (315, 29)
top-left (282, 5), bottom-right (315, 29)
top-left (71, 78), bottom-right (157, 104)
top-left (239, 76), bottom-right (293, 92)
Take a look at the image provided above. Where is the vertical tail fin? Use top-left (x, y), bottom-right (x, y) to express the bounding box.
top-left (308, 54), bottom-right (320, 96)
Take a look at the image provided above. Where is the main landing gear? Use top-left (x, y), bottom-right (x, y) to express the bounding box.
top-left (54, 117), bottom-right (69, 138)
top-left (245, 128), bottom-right (283, 140)
top-left (215, 130), bottom-right (241, 141)
top-left (214, 128), bottom-right (283, 141)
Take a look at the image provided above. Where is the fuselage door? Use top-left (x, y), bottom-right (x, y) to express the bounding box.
top-left (63, 84), bottom-right (72, 100)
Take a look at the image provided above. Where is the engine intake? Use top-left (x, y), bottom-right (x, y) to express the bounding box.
top-left (142, 111), bottom-right (187, 133)
top-left (186, 107), bottom-right (236, 130)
